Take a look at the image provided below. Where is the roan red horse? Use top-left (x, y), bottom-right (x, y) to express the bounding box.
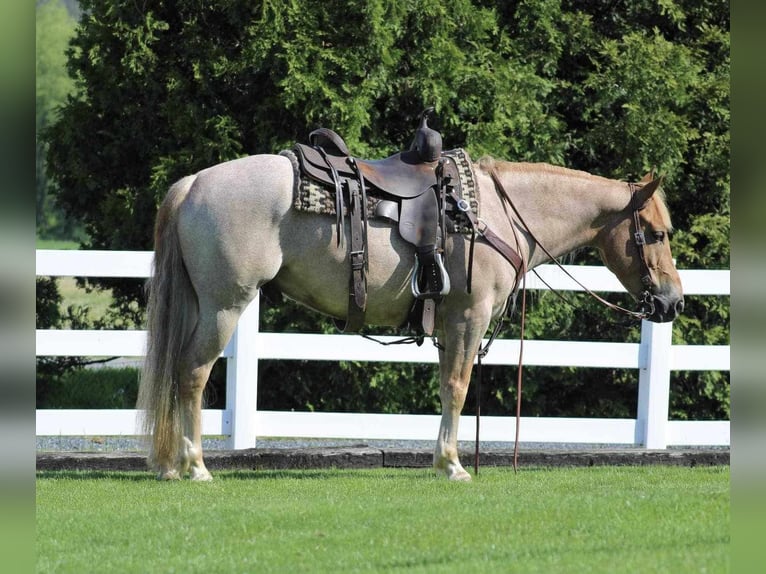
top-left (137, 128), bottom-right (683, 481)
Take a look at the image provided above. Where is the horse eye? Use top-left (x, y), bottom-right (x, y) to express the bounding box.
top-left (652, 231), bottom-right (665, 242)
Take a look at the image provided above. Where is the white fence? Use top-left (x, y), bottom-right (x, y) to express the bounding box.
top-left (36, 250), bottom-right (730, 450)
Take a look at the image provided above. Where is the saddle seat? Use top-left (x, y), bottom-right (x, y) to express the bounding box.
top-left (295, 136), bottom-right (439, 200)
top-left (356, 150), bottom-right (439, 199)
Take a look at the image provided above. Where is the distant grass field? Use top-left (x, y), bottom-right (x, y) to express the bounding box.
top-left (36, 238), bottom-right (80, 250)
top-left (37, 239), bottom-right (116, 320)
top-left (45, 276), bottom-right (114, 320)
top-left (36, 466), bottom-right (729, 573)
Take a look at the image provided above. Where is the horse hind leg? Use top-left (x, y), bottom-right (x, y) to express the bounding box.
top-left (174, 303), bottom-right (245, 481)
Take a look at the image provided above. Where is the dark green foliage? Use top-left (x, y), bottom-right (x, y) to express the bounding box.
top-left (247, 294), bottom-right (441, 414)
top-left (257, 359), bottom-right (441, 415)
top-left (42, 0), bottom-right (728, 420)
top-left (36, 274), bottom-right (144, 407)
top-left (37, 367), bottom-right (139, 409)
top-left (37, 276), bottom-right (93, 406)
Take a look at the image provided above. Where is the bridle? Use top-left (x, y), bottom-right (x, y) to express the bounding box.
top-left (629, 182), bottom-right (658, 319)
top-left (476, 169), bottom-right (659, 474)
top-left (490, 170), bottom-right (657, 322)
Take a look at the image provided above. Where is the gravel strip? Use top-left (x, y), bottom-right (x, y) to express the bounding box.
top-left (36, 435), bottom-right (729, 453)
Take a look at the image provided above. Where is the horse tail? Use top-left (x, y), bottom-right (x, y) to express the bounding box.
top-left (137, 174), bottom-right (198, 469)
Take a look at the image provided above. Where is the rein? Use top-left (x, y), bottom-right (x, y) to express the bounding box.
top-left (479, 168), bottom-right (655, 477)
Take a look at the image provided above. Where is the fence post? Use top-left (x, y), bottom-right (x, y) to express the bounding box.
top-left (636, 319), bottom-right (673, 449)
top-left (225, 296), bottom-right (260, 449)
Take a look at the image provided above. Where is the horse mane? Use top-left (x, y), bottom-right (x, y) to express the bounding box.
top-left (478, 155), bottom-right (612, 183)
top-left (651, 189), bottom-right (673, 231)
top-left (478, 156), bottom-right (673, 230)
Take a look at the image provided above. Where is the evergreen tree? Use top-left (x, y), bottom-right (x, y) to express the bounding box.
top-left (44, 0), bottom-right (729, 419)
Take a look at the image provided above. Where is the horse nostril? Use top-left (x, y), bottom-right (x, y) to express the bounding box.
top-left (675, 299), bottom-right (685, 315)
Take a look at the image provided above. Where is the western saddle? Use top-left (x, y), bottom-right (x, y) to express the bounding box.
top-left (291, 108), bottom-right (521, 335)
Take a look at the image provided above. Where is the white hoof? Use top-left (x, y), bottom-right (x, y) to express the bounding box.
top-left (434, 458), bottom-right (473, 482)
top-left (157, 469), bottom-right (181, 481)
top-left (190, 468), bottom-right (213, 482)
top-left (446, 466), bottom-right (472, 482)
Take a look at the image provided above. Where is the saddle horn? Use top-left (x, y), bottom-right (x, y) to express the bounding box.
top-left (411, 107), bottom-right (443, 162)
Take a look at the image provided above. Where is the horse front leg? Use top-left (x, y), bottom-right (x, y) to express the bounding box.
top-left (434, 314), bottom-right (489, 482)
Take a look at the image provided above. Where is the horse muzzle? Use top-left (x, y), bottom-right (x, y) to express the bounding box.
top-left (639, 290), bottom-right (684, 323)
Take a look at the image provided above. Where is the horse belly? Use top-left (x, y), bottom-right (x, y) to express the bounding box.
top-left (274, 216), bottom-right (415, 327)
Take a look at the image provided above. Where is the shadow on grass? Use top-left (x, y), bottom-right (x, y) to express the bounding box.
top-left (219, 468), bottom-right (435, 481)
top-left (36, 467), bottom-right (438, 482)
top-left (36, 470), bottom-right (156, 481)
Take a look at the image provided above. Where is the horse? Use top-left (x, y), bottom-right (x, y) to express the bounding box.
top-left (137, 153), bottom-right (684, 481)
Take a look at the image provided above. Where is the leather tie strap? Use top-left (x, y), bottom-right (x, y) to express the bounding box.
top-left (448, 189), bottom-right (524, 284)
top-left (337, 163), bottom-right (368, 333)
top-left (313, 145), bottom-right (345, 247)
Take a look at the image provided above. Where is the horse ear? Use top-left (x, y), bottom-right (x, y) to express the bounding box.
top-left (634, 174), bottom-right (664, 207)
top-left (639, 169), bottom-right (655, 184)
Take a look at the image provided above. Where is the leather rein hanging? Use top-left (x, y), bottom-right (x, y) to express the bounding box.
top-left (474, 169), bottom-right (656, 476)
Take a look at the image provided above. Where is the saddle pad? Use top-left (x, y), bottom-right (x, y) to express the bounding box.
top-left (280, 148), bottom-right (479, 234)
top-left (442, 148), bottom-right (480, 233)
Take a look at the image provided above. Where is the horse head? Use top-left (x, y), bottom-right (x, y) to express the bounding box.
top-left (597, 172), bottom-right (684, 322)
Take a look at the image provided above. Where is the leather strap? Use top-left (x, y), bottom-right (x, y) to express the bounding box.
top-left (312, 145), bottom-right (345, 247)
top-left (342, 171), bottom-right (368, 333)
top-left (481, 226), bottom-right (524, 283)
top-left (422, 299), bottom-right (436, 336)
top-left (448, 188), bottom-right (524, 285)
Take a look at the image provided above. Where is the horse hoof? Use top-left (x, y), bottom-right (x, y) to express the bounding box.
top-left (157, 469), bottom-right (181, 480)
top-left (190, 468), bottom-right (213, 482)
top-left (448, 469), bottom-right (473, 482)
top-left (435, 460), bottom-right (473, 482)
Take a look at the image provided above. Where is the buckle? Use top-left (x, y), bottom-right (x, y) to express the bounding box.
top-left (349, 249), bottom-right (365, 271)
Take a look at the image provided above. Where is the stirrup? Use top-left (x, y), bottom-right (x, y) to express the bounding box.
top-left (410, 252), bottom-right (451, 299)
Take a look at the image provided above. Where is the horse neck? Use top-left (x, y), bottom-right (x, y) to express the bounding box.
top-left (486, 164), bottom-right (629, 268)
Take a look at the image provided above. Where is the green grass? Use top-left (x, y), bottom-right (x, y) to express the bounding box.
top-left (36, 466), bottom-right (729, 573)
top-left (54, 276), bottom-right (115, 320)
top-left (36, 238), bottom-right (80, 250)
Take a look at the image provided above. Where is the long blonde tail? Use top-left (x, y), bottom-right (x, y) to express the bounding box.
top-left (137, 175), bottom-right (197, 469)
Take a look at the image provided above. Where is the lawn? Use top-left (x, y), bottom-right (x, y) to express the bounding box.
top-left (36, 466), bottom-right (729, 573)
top-left (36, 239), bottom-right (80, 250)
top-left (37, 239), bottom-right (119, 322)
top-left (53, 276), bottom-right (116, 319)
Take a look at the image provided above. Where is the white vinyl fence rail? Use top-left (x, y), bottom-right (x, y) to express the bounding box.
top-left (36, 250), bottom-right (730, 450)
